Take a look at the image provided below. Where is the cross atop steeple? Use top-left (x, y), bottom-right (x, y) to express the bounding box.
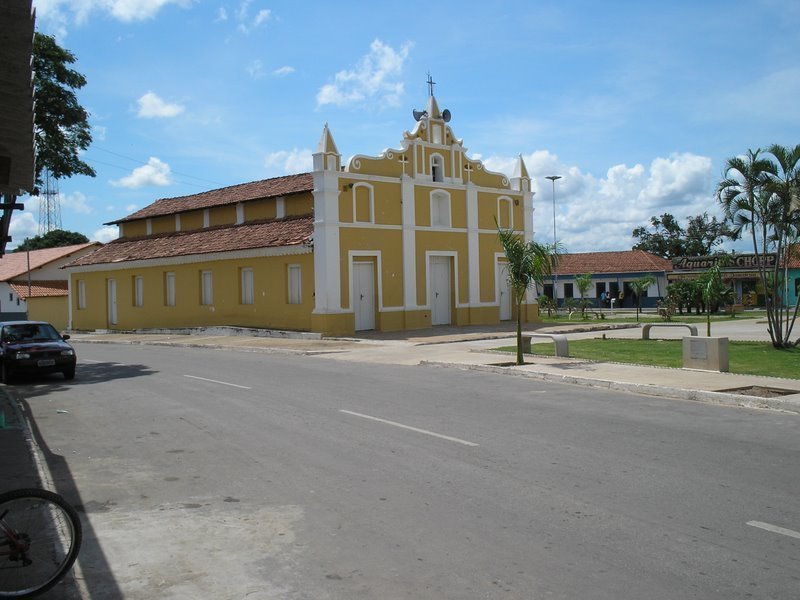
top-left (426, 72), bottom-right (436, 97)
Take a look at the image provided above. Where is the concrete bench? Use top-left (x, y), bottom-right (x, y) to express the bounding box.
top-left (642, 323), bottom-right (698, 340)
top-left (521, 333), bottom-right (569, 357)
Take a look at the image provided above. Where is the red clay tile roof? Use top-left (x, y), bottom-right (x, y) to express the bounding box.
top-left (9, 280), bottom-right (68, 298)
top-left (0, 243), bottom-right (99, 281)
top-left (787, 243), bottom-right (800, 268)
top-left (66, 215), bottom-right (314, 267)
top-left (107, 173), bottom-right (314, 225)
top-left (554, 250), bottom-right (672, 275)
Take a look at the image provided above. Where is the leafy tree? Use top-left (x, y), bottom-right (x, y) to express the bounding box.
top-left (13, 229), bottom-right (89, 252)
top-left (537, 295), bottom-right (556, 318)
top-left (666, 279), bottom-right (701, 315)
top-left (497, 228), bottom-right (559, 365)
top-left (629, 275), bottom-right (656, 322)
top-left (684, 213), bottom-right (737, 256)
top-left (32, 33), bottom-right (95, 192)
top-left (632, 213), bottom-right (685, 258)
top-left (575, 273), bottom-right (593, 318)
top-left (632, 212), bottom-right (734, 258)
top-left (718, 145), bottom-right (800, 348)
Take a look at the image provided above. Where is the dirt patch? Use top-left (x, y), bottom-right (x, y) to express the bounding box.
top-left (718, 386), bottom-right (800, 398)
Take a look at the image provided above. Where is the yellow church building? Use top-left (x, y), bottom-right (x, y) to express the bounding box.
top-left (66, 93), bottom-right (540, 335)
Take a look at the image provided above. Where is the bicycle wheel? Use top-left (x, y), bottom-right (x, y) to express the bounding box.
top-left (0, 489), bottom-right (82, 598)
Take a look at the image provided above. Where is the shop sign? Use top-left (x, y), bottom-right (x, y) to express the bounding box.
top-left (672, 253), bottom-right (777, 271)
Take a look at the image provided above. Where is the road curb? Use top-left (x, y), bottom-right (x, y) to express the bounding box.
top-left (421, 361), bottom-right (800, 414)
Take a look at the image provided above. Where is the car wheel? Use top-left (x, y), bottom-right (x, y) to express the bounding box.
top-left (63, 367), bottom-right (75, 381)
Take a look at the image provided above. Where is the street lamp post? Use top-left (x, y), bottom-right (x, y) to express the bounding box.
top-left (545, 175), bottom-right (562, 306)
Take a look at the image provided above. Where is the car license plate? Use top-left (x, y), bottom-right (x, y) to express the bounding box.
top-left (37, 359), bottom-right (55, 367)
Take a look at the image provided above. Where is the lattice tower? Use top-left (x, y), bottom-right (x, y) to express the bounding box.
top-left (38, 168), bottom-right (62, 234)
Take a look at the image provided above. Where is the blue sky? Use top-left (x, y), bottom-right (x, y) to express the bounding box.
top-left (13, 0), bottom-right (800, 254)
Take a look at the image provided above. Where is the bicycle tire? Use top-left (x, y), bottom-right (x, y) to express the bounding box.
top-left (0, 488), bottom-right (82, 598)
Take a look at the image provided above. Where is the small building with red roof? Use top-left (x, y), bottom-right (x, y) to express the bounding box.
top-left (545, 250), bottom-right (672, 309)
top-left (0, 243), bottom-right (100, 328)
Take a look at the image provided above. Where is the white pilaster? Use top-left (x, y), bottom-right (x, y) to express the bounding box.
top-left (401, 176), bottom-right (417, 308)
top-left (312, 169), bottom-right (342, 314)
top-left (524, 188), bottom-right (536, 304)
top-left (524, 189), bottom-right (535, 243)
top-left (466, 184), bottom-right (480, 304)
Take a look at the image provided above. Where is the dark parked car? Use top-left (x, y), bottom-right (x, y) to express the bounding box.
top-left (0, 321), bottom-right (76, 382)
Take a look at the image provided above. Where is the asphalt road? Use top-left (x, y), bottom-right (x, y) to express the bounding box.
top-left (15, 342), bottom-right (800, 599)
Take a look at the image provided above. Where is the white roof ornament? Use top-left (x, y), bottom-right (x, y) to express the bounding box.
top-left (512, 154), bottom-right (530, 180)
top-left (316, 122), bottom-right (339, 155)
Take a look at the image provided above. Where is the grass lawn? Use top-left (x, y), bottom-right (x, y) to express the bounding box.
top-left (537, 311), bottom-right (767, 325)
top-left (496, 338), bottom-right (799, 379)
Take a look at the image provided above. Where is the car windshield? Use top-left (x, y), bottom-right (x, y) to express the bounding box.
top-left (1, 323), bottom-right (62, 343)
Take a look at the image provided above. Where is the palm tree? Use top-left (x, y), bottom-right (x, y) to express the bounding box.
top-left (575, 273), bottom-right (593, 318)
top-left (697, 257), bottom-right (733, 336)
top-left (718, 146), bottom-right (800, 347)
top-left (763, 144), bottom-right (800, 346)
top-left (629, 275), bottom-right (656, 322)
top-left (497, 228), bottom-right (559, 365)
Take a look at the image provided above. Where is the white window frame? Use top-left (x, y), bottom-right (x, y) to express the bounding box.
top-left (201, 270), bottom-right (213, 305)
top-left (288, 264), bottom-right (301, 304)
top-left (430, 190), bottom-right (451, 228)
top-left (498, 196), bottom-right (514, 229)
top-left (134, 276), bottom-right (144, 307)
top-left (77, 280), bottom-right (86, 310)
top-left (241, 267), bottom-right (254, 305)
top-left (165, 272), bottom-right (176, 307)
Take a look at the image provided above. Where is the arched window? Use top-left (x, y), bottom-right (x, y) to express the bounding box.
top-left (352, 183), bottom-right (374, 223)
top-left (498, 197), bottom-right (513, 229)
top-left (431, 154), bottom-right (444, 183)
top-left (430, 191), bottom-right (451, 227)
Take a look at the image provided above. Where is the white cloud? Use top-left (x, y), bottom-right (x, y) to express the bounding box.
top-left (316, 39), bottom-right (412, 108)
top-left (136, 91), bottom-right (185, 118)
top-left (272, 66), bottom-right (294, 77)
top-left (61, 191), bottom-right (93, 214)
top-left (216, 6), bottom-right (228, 21)
top-left (107, 0), bottom-right (192, 22)
top-left (8, 212), bottom-right (38, 247)
top-left (110, 157), bottom-right (172, 188)
top-left (34, 0), bottom-right (192, 28)
top-left (125, 203), bottom-right (138, 212)
top-left (235, 1), bottom-right (271, 33)
top-left (264, 149), bottom-right (312, 174)
top-left (486, 150), bottom-right (717, 253)
top-left (92, 225), bottom-right (119, 243)
top-left (637, 153), bottom-right (713, 208)
top-left (92, 125), bottom-right (108, 142)
top-left (247, 60), bottom-right (265, 79)
top-left (722, 67), bottom-right (800, 123)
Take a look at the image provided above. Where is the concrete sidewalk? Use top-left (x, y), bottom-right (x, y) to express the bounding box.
top-left (67, 320), bottom-right (800, 414)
